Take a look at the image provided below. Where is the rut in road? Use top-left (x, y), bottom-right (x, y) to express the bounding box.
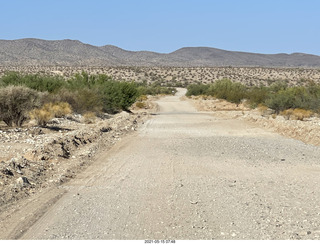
top-left (21, 88), bottom-right (320, 240)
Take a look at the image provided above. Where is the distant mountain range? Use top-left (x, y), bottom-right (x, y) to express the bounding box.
top-left (0, 38), bottom-right (320, 67)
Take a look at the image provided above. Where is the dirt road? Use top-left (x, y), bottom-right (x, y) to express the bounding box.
top-left (7, 89), bottom-right (320, 239)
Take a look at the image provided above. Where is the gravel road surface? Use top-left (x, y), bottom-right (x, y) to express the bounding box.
top-left (20, 89), bottom-right (320, 240)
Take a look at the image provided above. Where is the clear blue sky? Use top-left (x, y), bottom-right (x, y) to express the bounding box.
top-left (1, 0), bottom-right (320, 55)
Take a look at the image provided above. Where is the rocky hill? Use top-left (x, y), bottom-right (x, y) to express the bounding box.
top-left (1, 38), bottom-right (320, 67)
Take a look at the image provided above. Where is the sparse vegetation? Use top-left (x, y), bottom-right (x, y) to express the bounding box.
top-left (186, 79), bottom-right (320, 115)
top-left (2, 66), bottom-right (320, 88)
top-left (137, 81), bottom-right (177, 96)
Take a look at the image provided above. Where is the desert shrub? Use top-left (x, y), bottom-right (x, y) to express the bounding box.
top-left (100, 82), bottom-right (139, 113)
top-left (49, 102), bottom-right (72, 117)
top-left (209, 79), bottom-right (247, 104)
top-left (265, 86), bottom-right (319, 113)
top-left (137, 82), bottom-right (177, 96)
top-left (1, 72), bottom-right (65, 93)
top-left (30, 102), bottom-right (72, 126)
top-left (269, 81), bottom-right (288, 93)
top-left (1, 72), bottom-right (178, 115)
top-left (67, 73), bottom-right (140, 113)
top-left (47, 88), bottom-right (103, 114)
top-left (246, 86), bottom-right (269, 108)
top-left (75, 88), bottom-right (103, 114)
top-left (66, 72), bottom-right (113, 90)
top-left (117, 82), bottom-right (139, 111)
top-left (291, 108), bottom-right (313, 121)
top-left (83, 112), bottom-right (96, 124)
top-left (265, 89), bottom-right (296, 113)
top-left (29, 107), bottom-right (54, 127)
top-left (0, 85), bottom-right (41, 127)
top-left (186, 84), bottom-right (209, 96)
top-left (280, 108), bottom-right (313, 121)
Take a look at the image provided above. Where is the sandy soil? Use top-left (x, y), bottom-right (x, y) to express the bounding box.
top-left (190, 96), bottom-right (320, 147)
top-left (1, 89), bottom-right (320, 240)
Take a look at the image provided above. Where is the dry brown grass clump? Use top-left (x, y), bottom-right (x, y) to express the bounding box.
top-left (135, 102), bottom-right (146, 109)
top-left (137, 95), bottom-right (148, 101)
top-left (30, 102), bottom-right (72, 126)
top-left (49, 102), bottom-right (72, 117)
top-left (257, 104), bottom-right (273, 117)
top-left (280, 109), bottom-right (294, 120)
top-left (280, 108), bottom-right (313, 121)
top-left (133, 95), bottom-right (148, 109)
top-left (83, 112), bottom-right (96, 124)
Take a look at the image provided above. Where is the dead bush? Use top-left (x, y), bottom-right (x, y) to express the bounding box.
top-left (0, 86), bottom-right (41, 127)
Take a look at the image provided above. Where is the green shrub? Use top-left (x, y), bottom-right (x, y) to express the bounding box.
top-left (101, 82), bottom-right (139, 113)
top-left (269, 81), bottom-right (288, 93)
top-left (66, 71), bottom-right (113, 91)
top-left (208, 79), bottom-right (247, 104)
top-left (137, 83), bottom-right (177, 96)
top-left (186, 84), bottom-right (209, 96)
top-left (265, 89), bottom-right (295, 113)
top-left (265, 86), bottom-right (319, 113)
top-left (75, 88), bottom-right (103, 114)
top-left (246, 86), bottom-right (269, 108)
top-left (0, 86), bottom-right (41, 126)
top-left (1, 72), bottom-right (65, 93)
top-left (45, 88), bottom-right (103, 114)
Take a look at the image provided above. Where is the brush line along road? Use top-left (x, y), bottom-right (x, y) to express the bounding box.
top-left (18, 89), bottom-right (320, 239)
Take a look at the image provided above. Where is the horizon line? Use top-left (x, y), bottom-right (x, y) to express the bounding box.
top-left (1, 37), bottom-right (319, 57)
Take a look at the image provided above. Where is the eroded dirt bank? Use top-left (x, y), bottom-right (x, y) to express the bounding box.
top-left (0, 105), bottom-right (155, 239)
